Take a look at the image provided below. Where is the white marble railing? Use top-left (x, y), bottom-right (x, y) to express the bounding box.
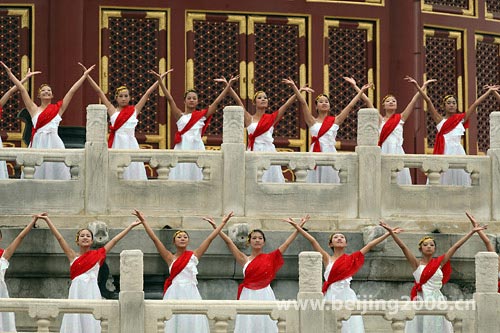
top-left (0, 105), bottom-right (498, 222)
top-left (0, 251), bottom-right (497, 333)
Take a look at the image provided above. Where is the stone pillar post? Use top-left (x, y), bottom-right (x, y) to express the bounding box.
top-left (221, 106), bottom-right (246, 215)
top-left (488, 111), bottom-right (500, 221)
top-left (85, 104), bottom-right (109, 214)
top-left (355, 108), bottom-right (381, 218)
top-left (474, 252), bottom-right (500, 333)
top-left (297, 251), bottom-right (324, 333)
top-left (119, 250), bottom-right (144, 333)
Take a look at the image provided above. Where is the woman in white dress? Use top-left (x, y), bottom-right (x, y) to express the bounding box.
top-left (411, 81), bottom-right (499, 185)
top-left (0, 215), bottom-right (39, 332)
top-left (215, 216), bottom-right (308, 333)
top-left (0, 69), bottom-right (41, 179)
top-left (37, 212), bottom-right (141, 333)
top-left (2, 61), bottom-right (94, 180)
top-left (156, 70), bottom-right (239, 181)
top-left (380, 220), bottom-right (487, 333)
top-left (285, 216), bottom-right (400, 333)
top-left (379, 77), bottom-right (436, 185)
top-left (287, 77), bottom-right (373, 183)
top-left (83, 64), bottom-right (167, 180)
top-left (137, 210), bottom-right (233, 333)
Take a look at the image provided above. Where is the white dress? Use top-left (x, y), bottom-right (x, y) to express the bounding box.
top-left (0, 256), bottom-right (16, 332)
top-left (169, 113), bottom-right (205, 181)
top-left (163, 255), bottom-right (209, 333)
top-left (0, 137), bottom-right (8, 179)
top-left (435, 119), bottom-right (470, 186)
top-left (234, 260), bottom-right (278, 333)
top-left (379, 118), bottom-right (412, 185)
top-left (323, 261), bottom-right (364, 333)
top-left (405, 265), bottom-right (453, 333)
top-left (109, 110), bottom-right (147, 180)
top-left (30, 112), bottom-right (70, 180)
top-left (307, 122), bottom-right (340, 183)
top-left (60, 261), bottom-right (102, 333)
top-left (247, 122), bottom-right (285, 183)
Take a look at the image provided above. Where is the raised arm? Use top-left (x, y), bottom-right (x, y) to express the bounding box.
top-left (408, 77), bottom-right (442, 124)
top-left (133, 210), bottom-right (174, 265)
top-left (335, 82), bottom-right (373, 126)
top-left (134, 70), bottom-right (174, 115)
top-left (359, 225), bottom-right (402, 255)
top-left (2, 215), bottom-right (38, 261)
top-left (36, 213), bottom-right (77, 262)
top-left (379, 220), bottom-right (419, 270)
top-left (283, 78), bottom-right (315, 127)
top-left (152, 69), bottom-right (184, 120)
top-left (195, 212), bottom-right (234, 259)
top-left (206, 75), bottom-right (240, 118)
top-left (344, 77), bottom-right (374, 109)
top-left (1, 61), bottom-right (38, 115)
top-left (401, 77), bottom-right (436, 121)
top-left (78, 63), bottom-right (114, 116)
top-left (0, 68), bottom-right (41, 107)
top-left (464, 86), bottom-right (498, 122)
top-left (278, 215), bottom-right (309, 254)
top-left (441, 224), bottom-right (487, 266)
top-left (283, 216), bottom-right (330, 266)
top-left (465, 211), bottom-right (494, 252)
top-left (275, 79), bottom-right (301, 126)
top-left (59, 64), bottom-right (95, 116)
top-left (103, 216), bottom-right (142, 253)
top-left (206, 216), bottom-right (248, 266)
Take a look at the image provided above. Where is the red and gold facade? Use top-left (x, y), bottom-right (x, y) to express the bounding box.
top-left (0, 0), bottom-right (499, 180)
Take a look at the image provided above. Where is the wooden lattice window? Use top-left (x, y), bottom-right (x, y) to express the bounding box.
top-left (424, 28), bottom-right (464, 151)
top-left (101, 9), bottom-right (167, 148)
top-left (422, 0), bottom-right (475, 16)
top-left (0, 7), bottom-right (31, 136)
top-left (485, 0), bottom-right (500, 20)
top-left (324, 19), bottom-right (376, 147)
top-left (475, 34), bottom-right (500, 153)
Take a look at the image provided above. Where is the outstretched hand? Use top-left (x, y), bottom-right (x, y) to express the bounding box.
top-left (282, 214), bottom-right (310, 228)
top-left (343, 77), bottom-right (357, 86)
top-left (379, 220), bottom-right (403, 234)
top-left (360, 82), bottom-right (374, 91)
top-left (149, 68), bottom-right (174, 80)
top-left (24, 68), bottom-right (42, 80)
top-left (202, 216), bottom-right (217, 229)
top-left (214, 74), bottom-right (240, 87)
top-left (465, 211), bottom-right (479, 228)
top-left (132, 209), bottom-right (146, 223)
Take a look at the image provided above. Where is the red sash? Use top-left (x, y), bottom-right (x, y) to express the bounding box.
top-left (108, 105), bottom-right (135, 148)
top-left (378, 114), bottom-right (401, 147)
top-left (163, 251), bottom-right (194, 295)
top-left (0, 105), bottom-right (2, 119)
top-left (70, 248), bottom-right (107, 280)
top-left (410, 255), bottom-right (451, 300)
top-left (237, 249), bottom-right (284, 300)
top-left (174, 109), bottom-right (211, 146)
top-left (433, 114), bottom-right (469, 155)
top-left (322, 251), bottom-right (365, 294)
top-left (498, 280), bottom-right (500, 293)
top-left (247, 111), bottom-right (279, 151)
top-left (30, 100), bottom-right (63, 147)
top-left (311, 116), bottom-right (336, 152)
top-left (0, 249), bottom-right (4, 258)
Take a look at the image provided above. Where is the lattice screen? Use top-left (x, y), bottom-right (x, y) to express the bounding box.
top-left (325, 19), bottom-right (375, 145)
top-left (422, 0), bottom-right (474, 15)
top-left (475, 35), bottom-right (500, 153)
top-left (0, 8), bottom-right (31, 135)
top-left (486, 0), bottom-right (500, 19)
top-left (101, 9), bottom-right (167, 147)
top-left (424, 29), bottom-right (463, 150)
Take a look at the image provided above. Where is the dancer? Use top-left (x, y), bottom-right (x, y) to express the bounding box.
top-left (243, 81), bottom-right (310, 183)
top-left (379, 77), bottom-right (436, 184)
top-left (214, 215), bottom-right (308, 333)
top-left (36, 212), bottom-right (141, 333)
top-left (137, 210), bottom-right (232, 333)
top-left (1, 61), bottom-right (94, 180)
top-left (0, 69), bottom-right (41, 179)
top-left (287, 77), bottom-right (373, 183)
top-left (412, 82), bottom-right (499, 185)
top-left (82, 64), bottom-right (168, 180)
top-left (0, 215), bottom-right (39, 332)
top-left (379, 220), bottom-right (487, 332)
top-left (284, 216), bottom-right (400, 333)
top-left (156, 70), bottom-right (239, 180)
